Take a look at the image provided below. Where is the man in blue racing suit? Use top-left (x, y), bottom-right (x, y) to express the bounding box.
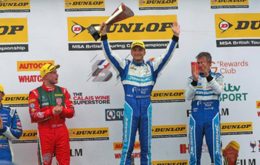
top-left (185, 52), bottom-right (223, 165)
top-left (0, 84), bottom-right (23, 162)
top-left (100, 22), bottom-right (180, 165)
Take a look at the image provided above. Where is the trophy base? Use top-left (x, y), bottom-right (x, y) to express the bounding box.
top-left (87, 25), bottom-right (101, 41)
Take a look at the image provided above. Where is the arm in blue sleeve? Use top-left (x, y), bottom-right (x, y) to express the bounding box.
top-left (101, 35), bottom-right (126, 74)
top-left (2, 109), bottom-right (23, 140)
top-left (152, 35), bottom-right (179, 75)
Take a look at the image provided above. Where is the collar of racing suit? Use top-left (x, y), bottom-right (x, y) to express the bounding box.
top-left (41, 84), bottom-right (56, 92)
top-left (132, 60), bottom-right (145, 66)
top-left (199, 71), bottom-right (212, 77)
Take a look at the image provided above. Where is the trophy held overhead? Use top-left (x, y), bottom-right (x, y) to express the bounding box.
top-left (87, 3), bottom-right (134, 41)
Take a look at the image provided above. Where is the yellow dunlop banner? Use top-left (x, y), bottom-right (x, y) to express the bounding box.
top-left (2, 94), bottom-right (28, 107)
top-left (64, 0), bottom-right (104, 11)
top-left (68, 15), bottom-right (177, 41)
top-left (113, 142), bottom-right (140, 151)
top-left (152, 160), bottom-right (188, 165)
top-left (12, 128), bottom-right (110, 143)
top-left (151, 90), bottom-right (185, 103)
top-left (12, 130), bottom-right (37, 143)
top-left (139, 0), bottom-right (178, 10)
top-left (152, 125), bottom-right (187, 138)
top-left (0, 18), bottom-right (28, 43)
top-left (17, 60), bottom-right (55, 72)
top-left (19, 130), bottom-right (37, 141)
top-left (221, 122), bottom-right (253, 135)
top-left (256, 101), bottom-right (260, 108)
top-left (69, 127), bottom-right (109, 141)
top-left (215, 13), bottom-right (260, 38)
top-left (215, 13), bottom-right (260, 47)
top-left (0, 0), bottom-right (30, 12)
top-left (211, 0), bottom-right (249, 9)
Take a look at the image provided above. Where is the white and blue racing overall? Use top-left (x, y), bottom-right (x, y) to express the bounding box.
top-left (101, 35), bottom-right (179, 165)
top-left (185, 72), bottom-right (224, 165)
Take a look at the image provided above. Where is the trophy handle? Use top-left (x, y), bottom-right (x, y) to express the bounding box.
top-left (87, 25), bottom-right (101, 41)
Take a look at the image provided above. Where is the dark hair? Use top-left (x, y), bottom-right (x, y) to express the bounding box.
top-left (196, 52), bottom-right (212, 62)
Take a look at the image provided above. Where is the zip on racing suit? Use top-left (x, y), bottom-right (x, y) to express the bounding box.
top-left (101, 34), bottom-right (178, 165)
top-left (185, 72), bottom-right (224, 165)
top-left (28, 84), bottom-right (74, 165)
top-left (0, 105), bottom-right (22, 162)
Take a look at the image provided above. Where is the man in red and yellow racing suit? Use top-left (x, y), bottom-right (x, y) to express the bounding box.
top-left (28, 63), bottom-right (75, 165)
